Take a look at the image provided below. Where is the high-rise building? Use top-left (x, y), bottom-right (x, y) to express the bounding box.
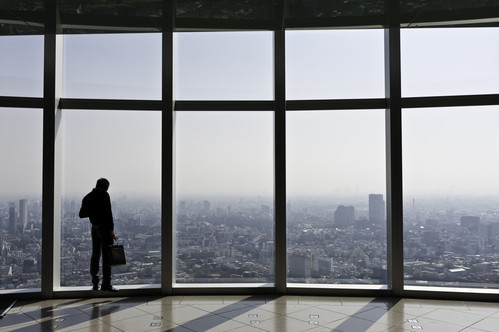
top-left (288, 251), bottom-right (311, 278)
top-left (19, 199), bottom-right (28, 233)
top-left (369, 194), bottom-right (385, 226)
top-left (460, 216), bottom-right (480, 231)
top-left (8, 202), bottom-right (17, 234)
top-left (203, 200), bottom-right (210, 213)
top-left (334, 205), bottom-right (354, 227)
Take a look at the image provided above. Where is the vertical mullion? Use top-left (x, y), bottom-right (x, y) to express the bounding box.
top-left (385, 2), bottom-right (403, 297)
top-left (274, 30), bottom-right (286, 295)
top-left (41, 0), bottom-right (60, 298)
top-left (162, 1), bottom-right (174, 295)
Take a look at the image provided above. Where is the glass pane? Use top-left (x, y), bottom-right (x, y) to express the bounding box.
top-left (287, 110), bottom-right (387, 284)
top-left (175, 111), bottom-right (274, 283)
top-left (286, 30), bottom-right (385, 100)
top-left (286, 0), bottom-right (385, 19)
top-left (60, 110), bottom-right (161, 287)
top-left (0, 108), bottom-right (42, 290)
top-left (403, 106), bottom-right (499, 289)
top-left (63, 33), bottom-right (161, 100)
top-left (176, 0), bottom-right (273, 20)
top-left (175, 32), bottom-right (273, 100)
top-left (0, 35), bottom-right (43, 97)
top-left (402, 28), bottom-right (499, 97)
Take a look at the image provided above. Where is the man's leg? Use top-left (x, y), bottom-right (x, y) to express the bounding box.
top-left (90, 226), bottom-right (101, 290)
top-left (100, 227), bottom-right (117, 291)
top-left (101, 235), bottom-right (112, 287)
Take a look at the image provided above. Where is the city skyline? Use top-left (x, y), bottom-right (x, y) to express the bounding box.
top-left (3, 191), bottom-right (499, 289)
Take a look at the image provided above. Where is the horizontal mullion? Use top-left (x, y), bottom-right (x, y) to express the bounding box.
top-left (0, 96), bottom-right (44, 109)
top-left (60, 13), bottom-right (163, 32)
top-left (402, 94), bottom-right (499, 109)
top-left (287, 98), bottom-right (387, 110)
top-left (175, 18), bottom-right (275, 31)
top-left (175, 100), bottom-right (274, 111)
top-left (59, 98), bottom-right (163, 110)
top-left (285, 15), bottom-right (386, 29)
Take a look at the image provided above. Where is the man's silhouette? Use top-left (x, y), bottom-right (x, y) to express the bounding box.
top-left (79, 178), bottom-right (118, 292)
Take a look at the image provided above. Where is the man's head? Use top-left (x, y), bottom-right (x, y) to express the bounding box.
top-left (96, 178), bottom-right (110, 191)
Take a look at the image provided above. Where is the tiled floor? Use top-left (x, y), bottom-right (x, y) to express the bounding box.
top-left (1, 295), bottom-right (499, 331)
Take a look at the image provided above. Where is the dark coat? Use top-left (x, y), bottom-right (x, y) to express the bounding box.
top-left (79, 188), bottom-right (114, 230)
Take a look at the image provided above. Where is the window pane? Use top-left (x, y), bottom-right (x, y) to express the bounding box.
top-left (402, 28), bottom-right (499, 97)
top-left (287, 110), bottom-right (387, 285)
top-left (0, 35), bottom-right (43, 97)
top-left (60, 110), bottom-right (161, 287)
top-left (0, 108), bottom-right (42, 290)
top-left (175, 111), bottom-right (274, 283)
top-left (403, 106), bottom-right (499, 289)
top-left (175, 32), bottom-right (273, 100)
top-left (286, 30), bottom-right (385, 100)
top-left (63, 34), bottom-right (161, 100)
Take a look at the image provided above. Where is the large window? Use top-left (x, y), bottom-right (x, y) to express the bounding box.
top-left (402, 28), bottom-right (499, 97)
top-left (0, 108), bottom-right (43, 290)
top-left (0, 35), bottom-right (44, 97)
top-left (63, 33), bottom-right (162, 100)
top-left (60, 110), bottom-right (161, 287)
top-left (175, 111), bottom-right (274, 283)
top-left (287, 110), bottom-right (387, 285)
top-left (2, 8), bottom-right (499, 298)
top-left (175, 31), bottom-right (273, 100)
top-left (403, 106), bottom-right (499, 289)
top-left (286, 30), bottom-right (385, 100)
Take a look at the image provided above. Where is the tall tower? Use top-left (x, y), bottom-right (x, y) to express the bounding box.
top-left (19, 199), bottom-right (28, 233)
top-left (369, 194), bottom-right (385, 226)
top-left (334, 205), bottom-right (355, 227)
top-left (8, 202), bottom-right (17, 234)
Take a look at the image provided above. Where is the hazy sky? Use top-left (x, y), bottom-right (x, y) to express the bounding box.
top-left (1, 28), bottom-right (499, 199)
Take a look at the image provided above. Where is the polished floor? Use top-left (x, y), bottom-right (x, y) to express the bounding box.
top-left (1, 295), bottom-right (499, 331)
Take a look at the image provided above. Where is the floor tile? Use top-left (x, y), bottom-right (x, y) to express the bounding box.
top-left (0, 312), bottom-right (46, 332)
top-left (178, 314), bottom-right (247, 332)
top-left (252, 315), bottom-right (320, 332)
top-left (324, 316), bottom-right (391, 332)
top-left (320, 304), bottom-right (380, 316)
top-left (153, 305), bottom-right (218, 325)
top-left (395, 316), bottom-right (468, 332)
top-left (282, 306), bottom-right (348, 325)
top-left (265, 296), bottom-right (300, 304)
top-left (298, 296), bottom-right (342, 305)
top-left (180, 296), bottom-right (224, 304)
top-left (420, 308), bottom-right (485, 327)
top-left (258, 303), bottom-right (315, 316)
top-left (415, 299), bottom-right (468, 309)
top-left (217, 306), bottom-right (276, 324)
top-left (40, 313), bottom-right (120, 332)
top-left (222, 296), bottom-right (268, 305)
top-left (467, 315), bottom-right (499, 331)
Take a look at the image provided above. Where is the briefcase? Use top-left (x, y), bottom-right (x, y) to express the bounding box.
top-left (109, 240), bottom-right (126, 266)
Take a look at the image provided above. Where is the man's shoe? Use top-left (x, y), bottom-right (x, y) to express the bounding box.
top-left (101, 285), bottom-right (118, 292)
top-left (92, 284), bottom-right (99, 291)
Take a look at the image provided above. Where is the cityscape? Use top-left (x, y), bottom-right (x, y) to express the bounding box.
top-left (1, 193), bottom-right (499, 289)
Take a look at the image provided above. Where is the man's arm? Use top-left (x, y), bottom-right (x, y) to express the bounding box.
top-left (79, 195), bottom-right (90, 218)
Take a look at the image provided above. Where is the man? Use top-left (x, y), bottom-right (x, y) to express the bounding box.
top-left (79, 178), bottom-right (118, 292)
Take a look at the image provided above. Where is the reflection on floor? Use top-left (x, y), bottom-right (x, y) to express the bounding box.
top-left (1, 295), bottom-right (499, 331)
